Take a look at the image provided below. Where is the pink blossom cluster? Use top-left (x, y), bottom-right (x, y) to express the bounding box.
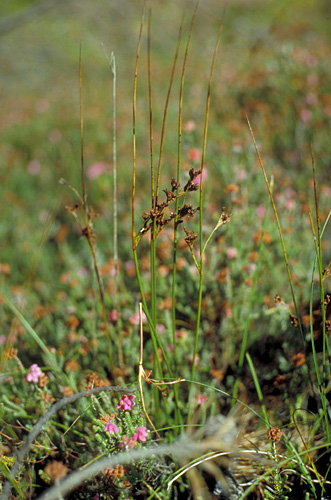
top-left (116, 394), bottom-right (136, 411)
top-left (120, 427), bottom-right (148, 449)
top-left (104, 420), bottom-right (148, 448)
top-left (104, 422), bottom-right (119, 435)
top-left (26, 364), bottom-right (43, 383)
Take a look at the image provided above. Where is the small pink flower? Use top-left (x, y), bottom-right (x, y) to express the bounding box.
top-left (189, 353), bottom-right (200, 366)
top-left (134, 426), bottom-right (148, 443)
top-left (156, 324), bottom-right (165, 334)
top-left (195, 394), bottom-right (207, 405)
top-left (109, 309), bottom-right (121, 322)
top-left (183, 119), bottom-right (196, 133)
top-left (193, 169), bottom-right (207, 185)
top-left (104, 422), bottom-right (119, 435)
top-left (129, 311), bottom-right (146, 325)
top-left (121, 435), bottom-right (137, 449)
top-left (256, 205), bottom-right (266, 219)
top-left (226, 247), bottom-right (238, 259)
top-left (26, 364), bottom-right (42, 383)
top-left (27, 160), bottom-right (41, 175)
top-left (285, 199), bottom-right (295, 211)
top-left (299, 108), bottom-right (312, 123)
top-left (307, 73), bottom-right (319, 87)
top-left (86, 162), bottom-right (109, 180)
top-left (0, 335), bottom-right (6, 344)
top-left (116, 394), bottom-right (136, 411)
top-left (305, 92), bottom-right (318, 107)
top-left (305, 55), bottom-right (317, 68)
top-left (236, 169), bottom-right (247, 181)
top-left (187, 148), bottom-right (201, 162)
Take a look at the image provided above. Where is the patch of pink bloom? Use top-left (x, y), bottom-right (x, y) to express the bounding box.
top-left (183, 119), bottom-right (196, 132)
top-left (193, 169), bottom-right (207, 185)
top-left (189, 353), bottom-right (200, 366)
top-left (195, 394), bottom-right (207, 405)
top-left (121, 435), bottom-right (137, 449)
top-left (226, 247), bottom-right (238, 259)
top-left (109, 309), bottom-right (121, 322)
top-left (116, 394), bottom-right (136, 411)
top-left (104, 422), bottom-right (119, 435)
top-left (86, 162), bottom-right (110, 180)
top-left (187, 147), bottom-right (201, 162)
top-left (129, 311), bottom-right (146, 325)
top-left (26, 364), bottom-right (42, 383)
top-left (133, 426), bottom-right (148, 443)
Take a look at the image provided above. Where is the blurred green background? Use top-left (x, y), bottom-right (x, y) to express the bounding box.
top-left (0, 0), bottom-right (330, 294)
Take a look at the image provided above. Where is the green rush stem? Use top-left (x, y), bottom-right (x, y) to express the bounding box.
top-left (172, 0), bottom-right (199, 380)
top-left (148, 10), bottom-right (155, 211)
top-left (308, 212), bottom-right (331, 444)
top-left (132, 3), bottom-right (163, 422)
top-left (154, 14), bottom-right (183, 206)
top-left (133, 249), bottom-right (171, 424)
top-left (246, 115), bottom-right (316, 389)
top-left (79, 46), bottom-right (113, 372)
top-left (189, 17), bottom-right (223, 412)
top-left (150, 236), bottom-right (157, 347)
top-left (311, 150), bottom-right (330, 371)
top-left (246, 353), bottom-right (271, 428)
top-left (147, 11), bottom-right (157, 341)
top-left (132, 4), bottom-right (145, 253)
top-left (232, 198), bottom-right (271, 404)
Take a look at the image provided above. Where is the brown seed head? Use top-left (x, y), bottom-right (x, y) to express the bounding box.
top-left (268, 427), bottom-right (283, 442)
top-left (44, 461), bottom-right (68, 481)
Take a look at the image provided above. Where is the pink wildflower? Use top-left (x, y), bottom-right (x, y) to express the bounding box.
top-left (27, 160), bottom-right (41, 175)
top-left (156, 324), bottom-right (166, 334)
top-left (226, 247), bottom-right (238, 259)
top-left (299, 108), bottom-right (312, 123)
top-left (116, 394), bottom-right (136, 411)
top-left (26, 364), bottom-right (42, 383)
top-left (86, 162), bottom-right (109, 180)
top-left (109, 309), bottom-right (121, 322)
top-left (193, 169), bottom-right (207, 185)
top-left (195, 394), bottom-right (207, 405)
top-left (133, 426), bottom-right (148, 443)
top-left (104, 422), bottom-right (119, 435)
top-left (187, 147), bottom-right (201, 162)
top-left (305, 55), bottom-right (317, 68)
top-left (183, 119), bottom-right (196, 132)
top-left (121, 435), bottom-right (137, 449)
top-left (189, 353), bottom-right (200, 366)
top-left (129, 311), bottom-right (146, 325)
top-left (256, 205), bottom-right (266, 219)
top-left (0, 335), bottom-right (6, 344)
